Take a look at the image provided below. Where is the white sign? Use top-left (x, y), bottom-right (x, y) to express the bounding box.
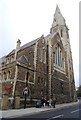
top-left (23, 87), bottom-right (29, 96)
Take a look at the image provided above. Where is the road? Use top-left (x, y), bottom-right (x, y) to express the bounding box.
top-left (2, 100), bottom-right (81, 120)
top-left (20, 100), bottom-right (81, 120)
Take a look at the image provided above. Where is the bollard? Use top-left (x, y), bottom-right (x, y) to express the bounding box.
top-left (15, 96), bottom-right (20, 109)
top-left (2, 93), bottom-right (8, 110)
top-left (14, 91), bottom-right (20, 109)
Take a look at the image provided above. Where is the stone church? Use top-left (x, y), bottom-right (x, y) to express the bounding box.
top-left (0, 6), bottom-right (76, 103)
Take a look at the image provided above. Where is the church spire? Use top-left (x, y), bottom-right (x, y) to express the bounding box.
top-left (55, 5), bottom-right (61, 15)
top-left (50, 5), bottom-right (67, 34)
top-left (52, 5), bottom-right (66, 28)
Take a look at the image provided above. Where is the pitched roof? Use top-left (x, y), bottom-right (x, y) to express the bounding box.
top-left (0, 56), bottom-right (6, 64)
top-left (0, 32), bottom-right (57, 65)
top-left (6, 49), bottom-right (15, 57)
top-left (6, 39), bottom-right (37, 57)
top-left (44, 32), bottom-right (57, 42)
top-left (20, 39), bottom-right (37, 51)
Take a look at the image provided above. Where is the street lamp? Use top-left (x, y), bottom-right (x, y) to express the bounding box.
top-left (23, 86), bottom-right (29, 109)
top-left (23, 72), bottom-right (29, 108)
top-left (26, 72), bottom-right (29, 87)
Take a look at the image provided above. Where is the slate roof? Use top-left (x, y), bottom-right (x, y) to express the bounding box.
top-left (0, 32), bottom-right (57, 65)
top-left (6, 49), bottom-right (15, 57)
top-left (6, 39), bottom-right (37, 57)
top-left (0, 56), bottom-right (6, 64)
top-left (44, 32), bottom-right (57, 42)
top-left (0, 39), bottom-right (37, 64)
top-left (20, 39), bottom-right (37, 51)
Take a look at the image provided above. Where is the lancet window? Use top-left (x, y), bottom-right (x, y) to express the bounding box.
top-left (54, 44), bottom-right (64, 68)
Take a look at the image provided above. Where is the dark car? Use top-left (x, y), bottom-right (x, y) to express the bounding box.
top-left (36, 100), bottom-right (42, 108)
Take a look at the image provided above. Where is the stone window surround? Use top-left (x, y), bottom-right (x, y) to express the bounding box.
top-left (40, 47), bottom-right (46, 64)
top-left (1, 71), bottom-right (11, 80)
top-left (25, 72), bottom-right (34, 84)
top-left (61, 29), bottom-right (63, 37)
top-left (54, 44), bottom-right (64, 68)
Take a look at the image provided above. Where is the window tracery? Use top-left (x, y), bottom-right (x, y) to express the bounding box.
top-left (54, 44), bottom-right (64, 68)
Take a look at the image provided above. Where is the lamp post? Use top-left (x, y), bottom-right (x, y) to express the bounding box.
top-left (26, 72), bottom-right (29, 87)
top-left (23, 72), bottom-right (29, 108)
top-left (23, 87), bottom-right (29, 108)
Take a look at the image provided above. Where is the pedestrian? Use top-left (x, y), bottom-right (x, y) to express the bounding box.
top-left (41, 97), bottom-right (44, 107)
top-left (52, 98), bottom-right (56, 108)
top-left (41, 97), bottom-right (43, 107)
top-left (41, 97), bottom-right (46, 107)
top-left (43, 98), bottom-right (46, 107)
top-left (46, 99), bottom-right (49, 106)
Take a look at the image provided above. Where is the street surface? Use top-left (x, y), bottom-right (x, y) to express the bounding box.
top-left (20, 100), bottom-right (81, 119)
top-left (2, 100), bottom-right (81, 120)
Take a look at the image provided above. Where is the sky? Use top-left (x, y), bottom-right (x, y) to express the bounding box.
top-left (0, 0), bottom-right (79, 87)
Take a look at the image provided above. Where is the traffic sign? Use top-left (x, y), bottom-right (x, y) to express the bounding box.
top-left (23, 87), bottom-right (29, 96)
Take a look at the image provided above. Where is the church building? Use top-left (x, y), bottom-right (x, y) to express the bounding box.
top-left (0, 6), bottom-right (76, 103)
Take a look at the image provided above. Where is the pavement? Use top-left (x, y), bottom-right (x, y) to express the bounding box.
top-left (0, 101), bottom-right (79, 118)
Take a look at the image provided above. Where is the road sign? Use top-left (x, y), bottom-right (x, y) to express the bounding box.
top-left (23, 87), bottom-right (30, 108)
top-left (23, 87), bottom-right (29, 96)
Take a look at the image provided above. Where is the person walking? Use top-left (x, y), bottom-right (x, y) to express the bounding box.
top-left (43, 98), bottom-right (46, 107)
top-left (52, 98), bottom-right (56, 108)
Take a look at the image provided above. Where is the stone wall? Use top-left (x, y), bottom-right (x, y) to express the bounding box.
top-left (34, 37), bottom-right (48, 99)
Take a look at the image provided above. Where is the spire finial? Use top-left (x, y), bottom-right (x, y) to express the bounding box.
top-left (55, 4), bottom-right (61, 15)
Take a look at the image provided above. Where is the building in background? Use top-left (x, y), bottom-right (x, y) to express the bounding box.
top-left (0, 6), bottom-right (76, 103)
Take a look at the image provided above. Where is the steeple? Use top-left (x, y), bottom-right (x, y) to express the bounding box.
top-left (50, 5), bottom-right (66, 34)
top-left (50, 5), bottom-right (69, 48)
top-left (55, 5), bottom-right (61, 16)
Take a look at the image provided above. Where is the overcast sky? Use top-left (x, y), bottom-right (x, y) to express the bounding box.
top-left (0, 0), bottom-right (79, 87)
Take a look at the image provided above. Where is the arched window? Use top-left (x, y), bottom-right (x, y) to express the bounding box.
top-left (7, 57), bottom-right (10, 64)
top-left (54, 44), bottom-right (64, 68)
top-left (3, 72), bottom-right (7, 80)
top-left (40, 49), bottom-right (43, 62)
top-left (11, 55), bottom-right (14, 62)
top-left (55, 47), bottom-right (57, 64)
top-left (61, 29), bottom-right (63, 37)
top-left (7, 71), bottom-right (10, 79)
top-left (43, 49), bottom-right (46, 63)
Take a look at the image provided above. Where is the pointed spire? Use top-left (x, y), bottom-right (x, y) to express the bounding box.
top-left (52, 5), bottom-right (66, 28)
top-left (55, 4), bottom-right (61, 15)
